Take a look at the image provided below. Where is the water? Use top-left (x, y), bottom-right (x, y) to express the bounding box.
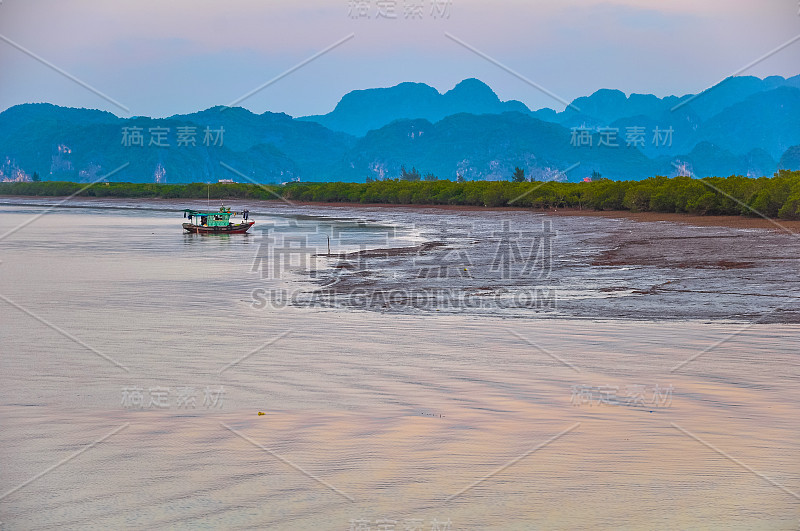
top-left (1, 200), bottom-right (798, 529)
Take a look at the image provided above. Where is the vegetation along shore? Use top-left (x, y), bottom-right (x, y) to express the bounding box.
top-left (3, 170), bottom-right (800, 219)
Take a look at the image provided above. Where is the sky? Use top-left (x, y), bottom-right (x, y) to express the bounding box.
top-left (0, 0), bottom-right (798, 118)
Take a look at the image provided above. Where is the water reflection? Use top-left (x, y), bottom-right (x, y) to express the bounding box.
top-left (0, 200), bottom-right (797, 529)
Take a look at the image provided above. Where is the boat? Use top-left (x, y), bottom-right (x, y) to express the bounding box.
top-left (182, 206), bottom-right (255, 234)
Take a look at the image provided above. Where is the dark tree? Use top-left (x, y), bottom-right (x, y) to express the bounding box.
top-left (512, 167), bottom-right (526, 182)
top-left (401, 166), bottom-right (421, 182)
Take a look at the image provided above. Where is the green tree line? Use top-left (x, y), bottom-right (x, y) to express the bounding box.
top-left (3, 171), bottom-right (800, 219)
top-left (0, 181), bottom-right (282, 200)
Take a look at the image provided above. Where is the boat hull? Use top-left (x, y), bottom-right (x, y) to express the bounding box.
top-left (183, 221), bottom-right (255, 234)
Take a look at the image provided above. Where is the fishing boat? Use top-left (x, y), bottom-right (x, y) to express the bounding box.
top-left (182, 206), bottom-right (255, 234)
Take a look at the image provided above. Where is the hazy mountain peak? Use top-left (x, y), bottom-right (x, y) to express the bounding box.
top-left (0, 102), bottom-right (120, 124)
top-left (300, 78), bottom-right (530, 136)
top-left (445, 78), bottom-right (499, 100)
top-left (335, 82), bottom-right (439, 109)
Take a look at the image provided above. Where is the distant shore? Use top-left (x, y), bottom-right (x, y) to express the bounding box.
top-left (4, 173), bottom-right (800, 226)
top-left (3, 194), bottom-right (800, 232)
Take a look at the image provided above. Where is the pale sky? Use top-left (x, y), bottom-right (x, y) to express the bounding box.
top-left (0, 0), bottom-right (798, 118)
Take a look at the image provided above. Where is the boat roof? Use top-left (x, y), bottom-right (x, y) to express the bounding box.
top-left (184, 209), bottom-right (233, 216)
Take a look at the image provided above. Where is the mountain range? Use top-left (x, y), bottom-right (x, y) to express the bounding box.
top-left (1, 75), bottom-right (798, 184)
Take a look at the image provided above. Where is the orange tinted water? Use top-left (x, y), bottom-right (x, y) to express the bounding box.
top-left (0, 203), bottom-right (798, 529)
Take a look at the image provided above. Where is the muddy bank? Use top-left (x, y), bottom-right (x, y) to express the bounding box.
top-left (281, 200), bottom-right (800, 233)
top-left (285, 207), bottom-right (800, 323)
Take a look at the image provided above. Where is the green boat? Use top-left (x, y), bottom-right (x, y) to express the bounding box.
top-left (182, 206), bottom-right (255, 234)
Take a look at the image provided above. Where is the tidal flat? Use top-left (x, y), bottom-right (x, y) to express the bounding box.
top-left (0, 198), bottom-right (798, 529)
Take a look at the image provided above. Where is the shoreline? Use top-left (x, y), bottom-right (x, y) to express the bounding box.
top-left (3, 194), bottom-right (800, 232)
top-left (2, 194), bottom-right (799, 323)
top-left (280, 200), bottom-right (800, 232)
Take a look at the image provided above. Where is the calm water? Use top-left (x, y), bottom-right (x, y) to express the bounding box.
top-left (0, 200), bottom-right (798, 529)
